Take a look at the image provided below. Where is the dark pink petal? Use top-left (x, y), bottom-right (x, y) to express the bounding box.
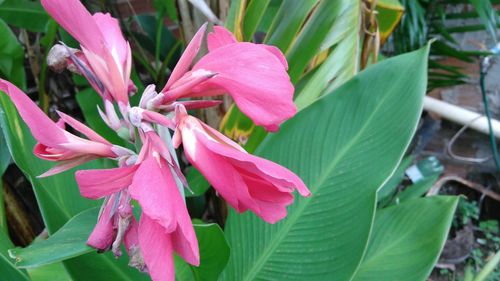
top-left (0, 80), bottom-right (67, 146)
top-left (180, 121), bottom-right (257, 213)
top-left (139, 214), bottom-right (175, 281)
top-left (41, 0), bottom-right (104, 54)
top-left (192, 43), bottom-right (296, 131)
top-left (87, 197), bottom-right (115, 250)
top-left (162, 23), bottom-right (207, 91)
top-left (56, 111), bottom-right (110, 144)
top-left (207, 26), bottom-right (237, 51)
top-left (170, 191), bottom-right (199, 266)
top-left (75, 165), bottom-right (138, 199)
top-left (129, 156), bottom-right (177, 232)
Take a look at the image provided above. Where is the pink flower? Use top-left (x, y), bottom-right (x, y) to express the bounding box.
top-left (0, 80), bottom-right (121, 177)
top-left (173, 106), bottom-right (310, 223)
top-left (75, 132), bottom-right (199, 281)
top-left (41, 0), bottom-right (133, 104)
top-left (158, 25), bottom-right (296, 132)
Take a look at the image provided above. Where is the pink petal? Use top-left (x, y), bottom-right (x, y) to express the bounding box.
top-left (124, 217), bottom-right (139, 254)
top-left (262, 45), bottom-right (288, 70)
top-left (75, 165), bottom-right (138, 199)
top-left (170, 190), bottom-right (199, 266)
top-left (180, 122), bottom-right (257, 213)
top-left (58, 141), bottom-right (115, 157)
top-left (207, 26), bottom-right (237, 51)
top-left (0, 80), bottom-right (67, 146)
top-left (129, 156), bottom-right (177, 232)
top-left (41, 0), bottom-right (104, 55)
top-left (161, 23), bottom-right (207, 91)
top-left (56, 111), bottom-right (110, 144)
top-left (139, 214), bottom-right (175, 281)
top-left (192, 42), bottom-right (296, 131)
top-left (87, 197), bottom-right (115, 250)
top-left (92, 13), bottom-right (128, 66)
top-left (37, 155), bottom-right (96, 178)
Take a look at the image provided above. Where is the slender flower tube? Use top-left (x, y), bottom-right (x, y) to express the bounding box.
top-left (0, 80), bottom-right (124, 177)
top-left (174, 105), bottom-right (310, 223)
top-left (157, 25), bottom-right (296, 132)
top-left (41, 0), bottom-right (133, 104)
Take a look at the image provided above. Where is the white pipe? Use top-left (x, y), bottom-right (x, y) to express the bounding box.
top-left (423, 96), bottom-right (500, 139)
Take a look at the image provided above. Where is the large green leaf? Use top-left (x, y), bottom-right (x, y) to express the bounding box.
top-left (8, 208), bottom-right (98, 268)
top-left (0, 0), bottom-right (49, 32)
top-left (221, 46), bottom-right (429, 280)
top-left (175, 222), bottom-right (230, 281)
top-left (0, 19), bottom-right (26, 90)
top-left (351, 196), bottom-right (458, 281)
top-left (0, 94), bottom-right (149, 281)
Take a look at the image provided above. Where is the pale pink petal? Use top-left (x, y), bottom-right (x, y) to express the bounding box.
top-left (192, 43), bottom-right (296, 131)
top-left (56, 111), bottom-right (110, 144)
top-left (58, 141), bottom-right (115, 158)
top-left (37, 155), bottom-right (96, 178)
top-left (41, 0), bottom-right (104, 54)
top-left (207, 26), bottom-right (237, 51)
top-left (87, 197), bottom-right (115, 250)
top-left (75, 165), bottom-right (138, 199)
top-left (129, 156), bottom-right (177, 232)
top-left (139, 214), bottom-right (175, 281)
top-left (0, 80), bottom-right (67, 146)
top-left (141, 110), bottom-right (175, 129)
top-left (92, 13), bottom-right (128, 66)
top-left (162, 23), bottom-right (207, 91)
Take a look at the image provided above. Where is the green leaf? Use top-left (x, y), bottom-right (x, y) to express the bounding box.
top-left (243, 0), bottom-right (271, 41)
top-left (0, 19), bottom-right (26, 90)
top-left (0, 94), bottom-right (150, 281)
top-left (473, 250), bottom-right (500, 281)
top-left (0, 229), bottom-right (30, 281)
top-left (377, 0), bottom-right (404, 44)
top-left (185, 167), bottom-right (210, 197)
top-left (222, 46), bottom-right (429, 281)
top-left (396, 174), bottom-right (439, 202)
top-left (28, 262), bottom-right (71, 281)
top-left (293, 0), bottom-right (361, 109)
top-left (377, 155), bottom-right (413, 204)
top-left (175, 222), bottom-right (230, 281)
top-left (8, 208), bottom-right (99, 268)
top-left (351, 196), bottom-right (458, 281)
top-left (0, 0), bottom-right (49, 32)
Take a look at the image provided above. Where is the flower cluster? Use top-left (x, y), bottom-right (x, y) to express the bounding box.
top-left (0, 0), bottom-right (310, 280)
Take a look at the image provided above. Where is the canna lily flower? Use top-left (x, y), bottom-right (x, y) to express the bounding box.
top-left (0, 80), bottom-right (125, 177)
top-left (41, 0), bottom-right (133, 104)
top-left (173, 105), bottom-right (310, 223)
top-left (157, 25), bottom-right (296, 132)
top-left (75, 131), bottom-right (199, 281)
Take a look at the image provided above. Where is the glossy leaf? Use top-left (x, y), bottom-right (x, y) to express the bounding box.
top-left (175, 221), bottom-right (230, 281)
top-left (0, 0), bottom-right (49, 32)
top-left (377, 156), bottom-right (413, 204)
top-left (351, 196), bottom-right (458, 281)
top-left (28, 262), bottom-right (71, 281)
top-left (8, 208), bottom-right (99, 268)
top-left (222, 46), bottom-right (429, 281)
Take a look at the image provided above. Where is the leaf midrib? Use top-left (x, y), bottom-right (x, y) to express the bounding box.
top-left (240, 89), bottom-right (394, 281)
